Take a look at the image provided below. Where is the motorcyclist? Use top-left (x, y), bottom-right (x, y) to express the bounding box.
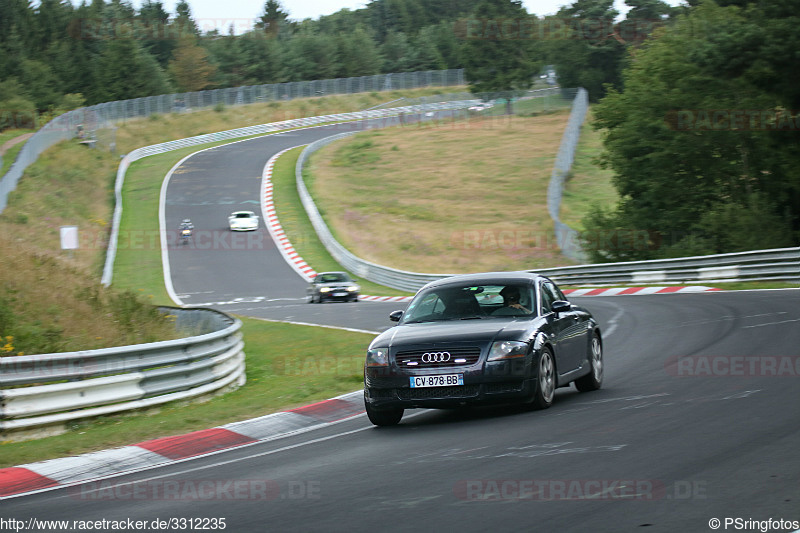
top-left (179, 219), bottom-right (193, 244)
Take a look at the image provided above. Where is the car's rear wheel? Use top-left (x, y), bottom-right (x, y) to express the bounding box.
top-left (574, 333), bottom-right (603, 392)
top-left (529, 347), bottom-right (556, 410)
top-left (365, 401), bottom-right (404, 426)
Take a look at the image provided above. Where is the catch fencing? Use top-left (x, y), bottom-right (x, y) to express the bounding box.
top-left (0, 307), bottom-right (244, 435)
top-left (548, 87), bottom-right (588, 263)
top-left (0, 69), bottom-right (465, 214)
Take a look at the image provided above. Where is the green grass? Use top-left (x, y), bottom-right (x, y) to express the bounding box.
top-left (270, 147), bottom-right (412, 297)
top-left (559, 111), bottom-right (619, 230)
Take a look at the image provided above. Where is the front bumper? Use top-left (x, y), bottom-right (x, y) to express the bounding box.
top-left (364, 358), bottom-right (534, 409)
top-left (318, 290), bottom-right (359, 301)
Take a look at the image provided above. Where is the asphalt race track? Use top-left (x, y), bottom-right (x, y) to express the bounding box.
top-left (3, 120), bottom-right (799, 532)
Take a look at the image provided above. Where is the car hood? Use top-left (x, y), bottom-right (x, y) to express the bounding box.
top-left (373, 318), bottom-right (541, 349)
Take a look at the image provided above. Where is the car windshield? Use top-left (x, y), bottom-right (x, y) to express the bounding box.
top-left (318, 273), bottom-right (348, 283)
top-left (234, 213), bottom-right (253, 218)
top-left (402, 283), bottom-right (536, 323)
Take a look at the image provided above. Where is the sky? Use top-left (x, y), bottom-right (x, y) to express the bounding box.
top-left (123, 0), bottom-right (686, 34)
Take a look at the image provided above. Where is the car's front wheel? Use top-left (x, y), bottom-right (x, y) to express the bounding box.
top-left (528, 347), bottom-right (556, 410)
top-left (574, 333), bottom-right (603, 392)
top-left (365, 401), bottom-right (404, 426)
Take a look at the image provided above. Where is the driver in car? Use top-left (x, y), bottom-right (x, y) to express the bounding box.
top-left (496, 286), bottom-right (531, 314)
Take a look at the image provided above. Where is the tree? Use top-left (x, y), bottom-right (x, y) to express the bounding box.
top-left (335, 26), bottom-right (383, 77)
top-left (586, 1), bottom-right (798, 261)
top-left (543, 0), bottom-right (626, 102)
top-left (169, 0), bottom-right (198, 40)
top-left (137, 0), bottom-right (174, 67)
top-left (94, 35), bottom-right (172, 101)
top-left (256, 0), bottom-right (293, 39)
top-left (168, 36), bottom-right (216, 92)
top-left (461, 0), bottom-right (540, 112)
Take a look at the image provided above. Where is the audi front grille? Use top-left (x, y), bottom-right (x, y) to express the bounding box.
top-left (395, 347), bottom-right (482, 368)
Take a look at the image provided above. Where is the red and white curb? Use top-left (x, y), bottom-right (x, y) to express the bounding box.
top-left (563, 286), bottom-right (720, 297)
top-left (261, 147), bottom-right (318, 282)
top-left (0, 391), bottom-right (365, 499)
top-left (260, 148), bottom-right (412, 302)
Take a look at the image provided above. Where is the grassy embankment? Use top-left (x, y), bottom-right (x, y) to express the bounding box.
top-left (306, 109), bottom-right (577, 274)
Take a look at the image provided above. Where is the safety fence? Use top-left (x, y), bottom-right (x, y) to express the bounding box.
top-left (0, 69), bottom-right (465, 215)
top-left (0, 307), bottom-right (244, 436)
top-left (548, 87), bottom-right (588, 263)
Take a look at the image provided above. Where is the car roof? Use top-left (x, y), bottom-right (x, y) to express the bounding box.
top-left (421, 271), bottom-right (545, 290)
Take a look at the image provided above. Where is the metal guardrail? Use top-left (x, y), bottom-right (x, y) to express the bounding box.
top-left (0, 69), bottom-right (466, 215)
top-left (0, 308), bottom-right (244, 433)
top-left (534, 247), bottom-right (800, 286)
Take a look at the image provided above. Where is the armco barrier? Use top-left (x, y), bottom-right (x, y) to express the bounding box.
top-left (0, 307), bottom-right (244, 435)
top-left (534, 247), bottom-right (800, 286)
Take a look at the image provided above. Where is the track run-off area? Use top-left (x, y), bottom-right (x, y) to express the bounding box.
top-left (2, 115), bottom-right (799, 533)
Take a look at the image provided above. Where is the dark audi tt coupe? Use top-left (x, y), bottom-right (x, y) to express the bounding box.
top-left (363, 272), bottom-right (603, 426)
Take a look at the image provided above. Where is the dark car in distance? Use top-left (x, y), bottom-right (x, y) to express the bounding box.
top-left (363, 272), bottom-right (603, 426)
top-left (307, 272), bottom-right (360, 303)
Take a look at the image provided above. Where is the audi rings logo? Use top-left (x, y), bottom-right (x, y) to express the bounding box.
top-left (421, 352), bottom-right (451, 363)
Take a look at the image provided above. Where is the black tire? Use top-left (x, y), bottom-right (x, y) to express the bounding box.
top-left (529, 347), bottom-right (556, 410)
top-left (575, 333), bottom-right (603, 392)
top-left (365, 401), bottom-right (404, 426)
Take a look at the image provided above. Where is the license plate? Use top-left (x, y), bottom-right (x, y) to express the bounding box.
top-left (410, 374), bottom-right (464, 388)
top-left (333, 292), bottom-right (347, 297)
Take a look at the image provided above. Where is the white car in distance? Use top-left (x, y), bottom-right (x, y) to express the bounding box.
top-left (228, 211), bottom-right (259, 231)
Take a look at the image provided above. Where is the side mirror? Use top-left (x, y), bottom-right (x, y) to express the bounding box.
top-left (551, 300), bottom-right (571, 314)
top-left (389, 310), bottom-right (404, 322)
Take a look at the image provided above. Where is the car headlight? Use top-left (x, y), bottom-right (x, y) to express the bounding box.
top-left (347, 285), bottom-right (359, 292)
top-left (487, 341), bottom-right (529, 361)
top-left (320, 287), bottom-right (332, 293)
top-left (366, 348), bottom-right (389, 367)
